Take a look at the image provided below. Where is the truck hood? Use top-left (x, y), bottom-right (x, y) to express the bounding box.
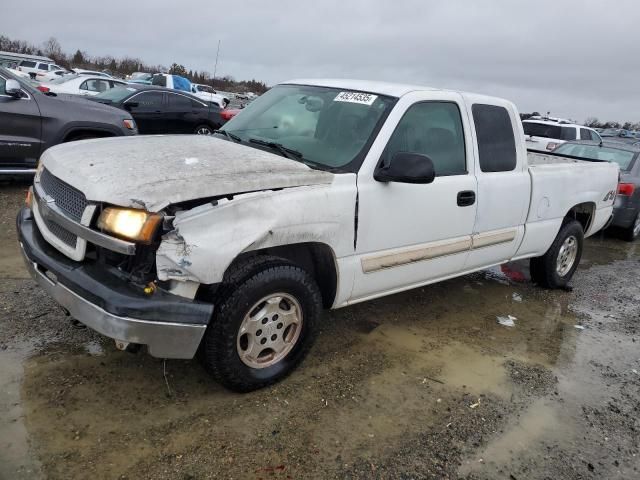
top-left (41, 135), bottom-right (334, 212)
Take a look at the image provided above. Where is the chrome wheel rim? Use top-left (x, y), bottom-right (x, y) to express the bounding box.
top-left (556, 235), bottom-right (578, 277)
top-left (196, 126), bottom-right (213, 135)
top-left (236, 293), bottom-right (303, 369)
top-left (633, 214), bottom-right (640, 238)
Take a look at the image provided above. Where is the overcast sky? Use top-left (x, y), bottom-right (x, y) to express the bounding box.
top-left (3, 0), bottom-right (638, 122)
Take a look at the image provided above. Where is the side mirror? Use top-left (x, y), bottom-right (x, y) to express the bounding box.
top-left (5, 79), bottom-right (22, 98)
top-left (374, 152), bottom-right (436, 184)
top-left (124, 101), bottom-right (139, 110)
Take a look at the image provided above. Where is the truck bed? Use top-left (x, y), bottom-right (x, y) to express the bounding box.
top-left (525, 150), bottom-right (618, 238)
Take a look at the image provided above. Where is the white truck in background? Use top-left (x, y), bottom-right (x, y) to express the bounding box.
top-left (190, 83), bottom-right (230, 108)
top-left (19, 79), bottom-right (618, 392)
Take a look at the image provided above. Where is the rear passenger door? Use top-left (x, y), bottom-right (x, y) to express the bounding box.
top-left (166, 92), bottom-right (200, 134)
top-left (463, 99), bottom-right (530, 270)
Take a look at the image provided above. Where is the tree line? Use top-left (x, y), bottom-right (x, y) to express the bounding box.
top-left (0, 35), bottom-right (268, 94)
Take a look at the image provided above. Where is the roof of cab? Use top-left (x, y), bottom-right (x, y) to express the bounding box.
top-left (281, 78), bottom-right (441, 98)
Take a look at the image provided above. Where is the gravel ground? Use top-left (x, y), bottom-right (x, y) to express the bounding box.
top-left (0, 181), bottom-right (639, 479)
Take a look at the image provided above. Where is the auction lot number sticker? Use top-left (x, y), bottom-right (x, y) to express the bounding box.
top-left (334, 91), bottom-right (378, 105)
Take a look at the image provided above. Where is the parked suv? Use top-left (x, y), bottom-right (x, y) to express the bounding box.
top-left (17, 60), bottom-right (66, 79)
top-left (0, 68), bottom-right (137, 175)
top-left (523, 117), bottom-right (601, 152)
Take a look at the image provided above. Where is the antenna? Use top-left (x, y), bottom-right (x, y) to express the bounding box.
top-left (212, 40), bottom-right (221, 86)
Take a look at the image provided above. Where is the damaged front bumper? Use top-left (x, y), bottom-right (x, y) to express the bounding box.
top-left (17, 207), bottom-right (213, 359)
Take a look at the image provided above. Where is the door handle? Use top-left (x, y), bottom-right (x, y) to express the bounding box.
top-left (457, 190), bottom-right (476, 207)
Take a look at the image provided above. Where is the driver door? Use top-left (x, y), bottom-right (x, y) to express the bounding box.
top-left (351, 92), bottom-right (477, 301)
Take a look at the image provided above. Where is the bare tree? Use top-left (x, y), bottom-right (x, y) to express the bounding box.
top-left (42, 37), bottom-right (64, 63)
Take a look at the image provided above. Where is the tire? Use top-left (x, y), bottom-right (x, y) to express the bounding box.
top-left (200, 256), bottom-right (322, 392)
top-left (530, 219), bottom-right (584, 289)
top-left (194, 125), bottom-right (214, 135)
top-left (623, 212), bottom-right (640, 242)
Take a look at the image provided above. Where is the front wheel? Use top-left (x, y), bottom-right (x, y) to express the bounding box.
top-left (200, 256), bottom-right (321, 392)
top-left (530, 220), bottom-right (584, 289)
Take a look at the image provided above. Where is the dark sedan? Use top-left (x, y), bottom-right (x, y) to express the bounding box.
top-left (553, 141), bottom-right (640, 240)
top-left (89, 85), bottom-right (224, 135)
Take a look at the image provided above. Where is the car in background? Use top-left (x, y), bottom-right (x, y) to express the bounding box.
top-left (191, 83), bottom-right (230, 107)
top-left (36, 69), bottom-right (70, 82)
top-left (0, 68), bottom-right (137, 175)
top-left (600, 128), bottom-right (638, 144)
top-left (523, 118), bottom-right (601, 152)
top-left (553, 140), bottom-right (640, 240)
top-left (17, 60), bottom-right (66, 79)
top-left (601, 128), bottom-right (631, 138)
top-left (89, 85), bottom-right (225, 135)
top-left (38, 75), bottom-right (127, 96)
top-left (70, 68), bottom-right (113, 78)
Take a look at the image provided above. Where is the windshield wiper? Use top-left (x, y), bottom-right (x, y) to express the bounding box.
top-left (213, 130), bottom-right (242, 143)
top-left (248, 138), bottom-right (304, 161)
top-left (247, 137), bottom-right (338, 172)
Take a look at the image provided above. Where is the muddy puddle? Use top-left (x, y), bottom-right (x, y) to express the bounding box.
top-left (1, 182), bottom-right (639, 479)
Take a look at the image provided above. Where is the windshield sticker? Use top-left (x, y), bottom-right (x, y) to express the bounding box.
top-left (126, 87), bottom-right (136, 91)
top-left (334, 91), bottom-right (378, 106)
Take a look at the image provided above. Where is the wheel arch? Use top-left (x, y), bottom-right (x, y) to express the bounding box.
top-left (62, 127), bottom-right (118, 142)
top-left (222, 242), bottom-right (338, 309)
top-left (565, 202), bottom-right (595, 233)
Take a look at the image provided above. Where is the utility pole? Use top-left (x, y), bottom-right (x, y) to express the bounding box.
top-left (212, 40), bottom-right (221, 87)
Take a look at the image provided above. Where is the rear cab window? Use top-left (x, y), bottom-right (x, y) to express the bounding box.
top-left (19, 61), bottom-right (36, 68)
top-left (472, 104), bottom-right (517, 172)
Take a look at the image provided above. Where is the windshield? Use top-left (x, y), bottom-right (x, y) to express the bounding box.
top-left (554, 143), bottom-right (637, 170)
top-left (523, 122), bottom-right (576, 140)
top-left (221, 84), bottom-right (396, 170)
top-left (94, 86), bottom-right (138, 102)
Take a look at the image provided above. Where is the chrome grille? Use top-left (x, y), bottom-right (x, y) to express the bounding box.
top-left (40, 168), bottom-right (88, 222)
top-left (43, 217), bottom-right (78, 247)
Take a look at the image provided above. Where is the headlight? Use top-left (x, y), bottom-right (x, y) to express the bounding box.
top-left (97, 207), bottom-right (162, 243)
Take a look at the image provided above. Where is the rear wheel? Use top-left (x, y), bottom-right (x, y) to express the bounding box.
top-left (530, 220), bottom-right (584, 289)
top-left (194, 125), bottom-right (214, 135)
top-left (623, 212), bottom-right (640, 241)
top-left (200, 256), bottom-right (321, 392)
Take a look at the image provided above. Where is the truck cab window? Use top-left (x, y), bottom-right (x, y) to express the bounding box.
top-left (382, 102), bottom-right (466, 176)
top-left (472, 104), bottom-right (517, 172)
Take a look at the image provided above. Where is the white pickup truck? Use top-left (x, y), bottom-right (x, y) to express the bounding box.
top-left (18, 79), bottom-right (618, 391)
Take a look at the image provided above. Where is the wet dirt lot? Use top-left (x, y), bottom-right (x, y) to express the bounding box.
top-left (1, 181), bottom-right (639, 480)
